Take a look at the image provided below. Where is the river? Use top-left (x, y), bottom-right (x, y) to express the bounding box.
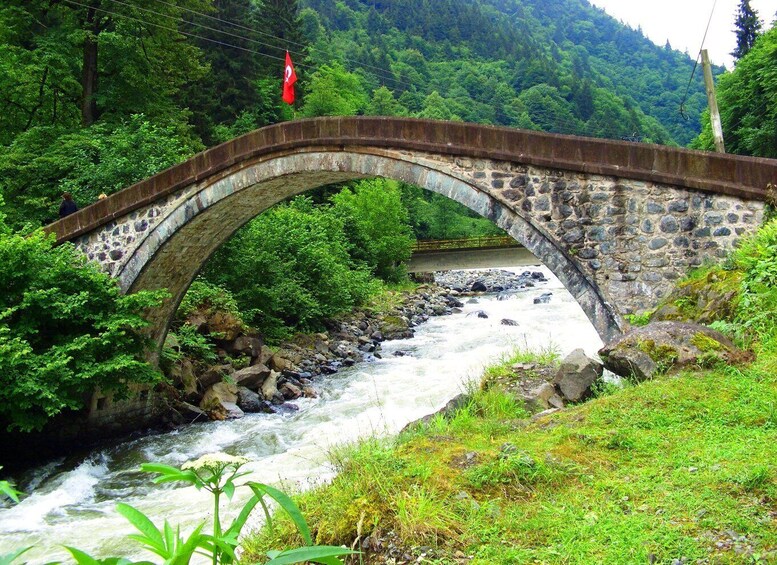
top-left (0, 266), bottom-right (603, 562)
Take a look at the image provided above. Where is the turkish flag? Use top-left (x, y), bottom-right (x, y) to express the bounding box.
top-left (282, 51), bottom-right (297, 105)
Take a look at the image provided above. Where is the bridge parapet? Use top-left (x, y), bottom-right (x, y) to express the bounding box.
top-left (41, 117), bottom-right (772, 349)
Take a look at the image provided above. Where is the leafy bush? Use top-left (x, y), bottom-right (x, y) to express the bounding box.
top-left (0, 207), bottom-right (167, 431)
top-left (732, 218), bottom-right (777, 342)
top-left (203, 197), bottom-right (380, 341)
top-left (330, 179), bottom-right (415, 283)
top-left (177, 281), bottom-right (246, 323)
top-left (0, 116), bottom-right (199, 229)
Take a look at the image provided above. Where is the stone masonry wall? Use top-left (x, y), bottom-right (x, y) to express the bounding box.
top-left (435, 155), bottom-right (764, 314)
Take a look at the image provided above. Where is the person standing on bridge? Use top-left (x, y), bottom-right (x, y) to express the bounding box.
top-left (58, 192), bottom-right (78, 218)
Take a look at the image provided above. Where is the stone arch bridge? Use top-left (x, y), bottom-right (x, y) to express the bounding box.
top-left (45, 117), bottom-right (773, 350)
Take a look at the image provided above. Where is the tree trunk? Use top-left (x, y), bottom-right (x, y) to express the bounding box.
top-left (81, 8), bottom-right (99, 126)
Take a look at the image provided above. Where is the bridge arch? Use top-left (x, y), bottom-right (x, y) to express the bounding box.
top-left (47, 117), bottom-right (770, 353)
top-left (118, 149), bottom-right (620, 348)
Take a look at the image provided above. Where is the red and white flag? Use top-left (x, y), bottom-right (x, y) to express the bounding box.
top-left (282, 51), bottom-right (297, 105)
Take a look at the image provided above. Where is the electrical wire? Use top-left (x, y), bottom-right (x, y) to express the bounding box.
top-left (61, 0), bottom-right (289, 63)
top-left (98, 0), bottom-right (407, 91)
top-left (143, 0), bottom-right (418, 88)
top-left (59, 0), bottom-right (672, 143)
top-left (143, 0), bottom-right (406, 88)
top-left (680, 0), bottom-right (718, 120)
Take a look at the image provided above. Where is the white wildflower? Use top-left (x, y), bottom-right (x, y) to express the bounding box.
top-left (182, 452), bottom-right (249, 473)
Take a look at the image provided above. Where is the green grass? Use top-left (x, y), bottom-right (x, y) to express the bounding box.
top-left (244, 221), bottom-right (777, 564)
top-left (242, 341), bottom-right (777, 564)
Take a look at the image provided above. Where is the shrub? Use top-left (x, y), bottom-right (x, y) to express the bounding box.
top-left (0, 207), bottom-right (166, 431)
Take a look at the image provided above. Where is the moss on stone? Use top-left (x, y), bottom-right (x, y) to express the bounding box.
top-left (691, 332), bottom-right (724, 353)
top-left (637, 339), bottom-right (679, 373)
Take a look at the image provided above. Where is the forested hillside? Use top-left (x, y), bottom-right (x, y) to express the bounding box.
top-left (299, 0), bottom-right (714, 144)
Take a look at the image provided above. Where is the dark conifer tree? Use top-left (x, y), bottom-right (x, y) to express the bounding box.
top-left (732, 0), bottom-right (762, 61)
top-left (254, 0), bottom-right (307, 77)
top-left (185, 0), bottom-right (261, 144)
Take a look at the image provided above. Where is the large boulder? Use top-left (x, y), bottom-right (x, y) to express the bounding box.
top-left (236, 386), bottom-right (274, 414)
top-left (553, 348), bottom-right (603, 402)
top-left (599, 321), bottom-right (743, 382)
top-left (378, 315), bottom-right (413, 340)
top-left (197, 364), bottom-right (231, 390)
top-left (219, 335), bottom-right (263, 358)
top-left (231, 363), bottom-right (271, 389)
top-left (170, 359), bottom-right (198, 398)
top-left (200, 382), bottom-right (240, 419)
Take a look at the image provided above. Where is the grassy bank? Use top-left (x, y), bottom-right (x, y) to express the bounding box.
top-left (243, 220), bottom-right (777, 564)
top-left (242, 343), bottom-right (776, 563)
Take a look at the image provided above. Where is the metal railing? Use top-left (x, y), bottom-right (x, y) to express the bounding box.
top-left (411, 236), bottom-right (520, 252)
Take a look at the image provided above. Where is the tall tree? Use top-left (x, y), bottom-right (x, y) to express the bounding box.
top-left (254, 0), bottom-right (307, 77)
top-left (732, 0), bottom-right (763, 61)
top-left (186, 0), bottom-right (262, 143)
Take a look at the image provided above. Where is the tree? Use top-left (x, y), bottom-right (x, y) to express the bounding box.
top-left (202, 197), bottom-right (378, 340)
top-left (186, 0), bottom-right (262, 144)
top-left (0, 199), bottom-right (166, 431)
top-left (732, 0), bottom-right (763, 61)
top-left (300, 63), bottom-right (368, 117)
top-left (694, 26), bottom-right (777, 157)
top-left (330, 179), bottom-right (415, 283)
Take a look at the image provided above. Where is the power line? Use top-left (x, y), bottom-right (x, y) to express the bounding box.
top-left (98, 0), bottom-right (407, 91)
top-left (144, 0), bottom-right (406, 89)
top-left (61, 0), bottom-right (288, 64)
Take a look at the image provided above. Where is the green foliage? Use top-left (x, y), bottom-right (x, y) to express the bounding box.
top-left (0, 212), bottom-right (166, 431)
top-left (0, 117), bottom-right (200, 229)
top-left (176, 281), bottom-right (245, 323)
top-left (51, 454), bottom-right (355, 564)
top-left (168, 325), bottom-right (218, 365)
top-left (625, 311), bottom-right (652, 327)
top-left (400, 184), bottom-right (504, 240)
top-left (0, 467), bottom-right (21, 504)
top-left (731, 218), bottom-right (777, 341)
top-left (329, 179), bottom-right (415, 283)
top-left (300, 63), bottom-right (369, 117)
top-left (202, 197), bottom-right (380, 341)
top-left (694, 24), bottom-right (777, 157)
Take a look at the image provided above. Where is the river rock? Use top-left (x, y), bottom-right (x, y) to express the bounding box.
top-left (176, 401), bottom-right (208, 423)
top-left (402, 394), bottom-right (469, 432)
top-left (236, 386), bottom-right (273, 413)
top-left (471, 281), bottom-right (488, 292)
top-left (533, 292), bottom-right (553, 305)
top-left (501, 318), bottom-right (519, 326)
top-left (599, 321), bottom-right (743, 382)
top-left (221, 335), bottom-right (263, 358)
top-left (200, 382), bottom-right (239, 418)
top-left (261, 370), bottom-right (280, 401)
top-left (231, 363), bottom-right (271, 389)
top-left (171, 359), bottom-right (198, 398)
top-left (279, 382), bottom-right (302, 400)
top-left (197, 364), bottom-right (231, 390)
top-left (253, 345), bottom-right (274, 367)
top-left (378, 315), bottom-right (413, 340)
top-left (524, 382), bottom-right (564, 412)
top-left (553, 348), bottom-right (603, 402)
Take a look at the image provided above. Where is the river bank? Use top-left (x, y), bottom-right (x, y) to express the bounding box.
top-left (243, 338), bottom-right (777, 564)
top-left (0, 266), bottom-right (605, 562)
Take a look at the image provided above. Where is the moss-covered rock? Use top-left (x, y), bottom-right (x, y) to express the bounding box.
top-left (651, 268), bottom-right (742, 325)
top-left (599, 321), bottom-right (744, 381)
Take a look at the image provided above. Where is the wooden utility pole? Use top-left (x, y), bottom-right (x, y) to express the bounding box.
top-left (701, 49), bottom-right (726, 153)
